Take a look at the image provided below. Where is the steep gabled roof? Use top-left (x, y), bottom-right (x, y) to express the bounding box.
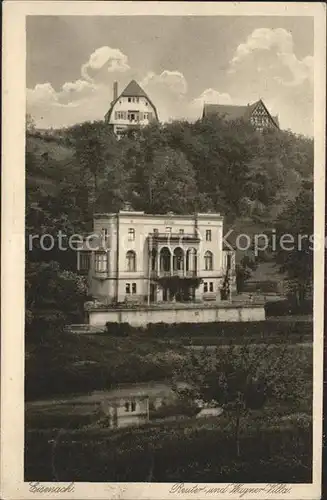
top-left (120, 80), bottom-right (149, 98)
top-left (105, 80), bottom-right (159, 123)
top-left (202, 99), bottom-right (279, 129)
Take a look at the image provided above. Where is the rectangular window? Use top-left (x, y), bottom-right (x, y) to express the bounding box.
top-left (132, 283), bottom-right (137, 294)
top-left (95, 252), bottom-right (107, 272)
top-left (128, 228), bottom-right (135, 241)
top-left (227, 254), bottom-right (232, 269)
top-left (203, 282), bottom-right (208, 293)
top-left (126, 283), bottom-right (131, 294)
top-left (206, 230), bottom-right (212, 241)
top-left (128, 97), bottom-right (131, 102)
top-left (115, 111), bottom-right (126, 120)
top-left (125, 401), bottom-right (136, 412)
top-left (79, 252), bottom-right (90, 271)
top-left (209, 282), bottom-right (214, 292)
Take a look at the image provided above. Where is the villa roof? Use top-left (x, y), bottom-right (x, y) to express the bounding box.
top-left (120, 80), bottom-right (150, 98)
top-left (202, 99), bottom-right (279, 129)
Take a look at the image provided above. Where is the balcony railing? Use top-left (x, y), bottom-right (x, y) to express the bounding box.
top-left (149, 232), bottom-right (200, 243)
top-left (150, 270), bottom-right (197, 278)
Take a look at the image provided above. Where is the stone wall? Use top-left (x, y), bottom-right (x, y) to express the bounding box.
top-left (88, 303), bottom-right (265, 327)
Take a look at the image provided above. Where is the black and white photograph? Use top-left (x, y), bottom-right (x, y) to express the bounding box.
top-left (1, 2), bottom-right (325, 499)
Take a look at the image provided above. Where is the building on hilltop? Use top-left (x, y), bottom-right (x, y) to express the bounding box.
top-left (105, 80), bottom-right (159, 137)
top-left (77, 207), bottom-right (236, 305)
top-left (202, 99), bottom-right (279, 132)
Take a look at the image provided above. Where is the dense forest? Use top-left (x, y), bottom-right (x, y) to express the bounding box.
top-left (27, 116), bottom-right (313, 230)
top-left (25, 115), bottom-right (313, 327)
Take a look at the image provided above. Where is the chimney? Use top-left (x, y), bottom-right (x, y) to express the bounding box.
top-left (113, 81), bottom-right (118, 101)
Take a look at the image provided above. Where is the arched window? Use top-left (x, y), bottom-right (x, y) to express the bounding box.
top-left (160, 247), bottom-right (171, 272)
top-left (186, 248), bottom-right (197, 273)
top-left (126, 250), bottom-right (136, 272)
top-left (173, 247), bottom-right (184, 271)
top-left (204, 251), bottom-right (213, 271)
top-left (150, 248), bottom-right (157, 271)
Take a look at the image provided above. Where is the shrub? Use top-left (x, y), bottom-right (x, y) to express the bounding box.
top-left (105, 322), bottom-right (133, 336)
top-left (265, 299), bottom-right (313, 316)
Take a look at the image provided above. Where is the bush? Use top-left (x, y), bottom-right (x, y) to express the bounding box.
top-left (105, 322), bottom-right (133, 336)
top-left (265, 299), bottom-right (313, 316)
top-left (143, 320), bottom-right (313, 341)
top-left (150, 398), bottom-right (200, 420)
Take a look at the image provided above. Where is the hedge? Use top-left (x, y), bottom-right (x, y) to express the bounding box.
top-left (106, 320), bottom-right (313, 341)
top-left (265, 299), bottom-right (313, 317)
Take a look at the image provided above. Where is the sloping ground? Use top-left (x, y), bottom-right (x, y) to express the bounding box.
top-left (26, 133), bottom-right (75, 195)
top-left (27, 133), bottom-right (74, 162)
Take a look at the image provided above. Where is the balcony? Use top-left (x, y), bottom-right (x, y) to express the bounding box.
top-left (150, 270), bottom-right (197, 279)
top-left (149, 232), bottom-right (200, 244)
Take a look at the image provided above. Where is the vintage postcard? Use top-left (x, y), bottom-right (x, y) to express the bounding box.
top-left (1, 1), bottom-right (325, 499)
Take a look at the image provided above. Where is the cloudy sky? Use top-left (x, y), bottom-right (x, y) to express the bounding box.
top-left (26, 15), bottom-right (314, 136)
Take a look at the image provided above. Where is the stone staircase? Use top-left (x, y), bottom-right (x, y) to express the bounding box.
top-left (64, 324), bottom-right (105, 334)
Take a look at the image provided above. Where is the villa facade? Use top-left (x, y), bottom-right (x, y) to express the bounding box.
top-left (77, 208), bottom-right (236, 305)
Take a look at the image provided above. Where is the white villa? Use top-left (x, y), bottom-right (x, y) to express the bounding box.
top-left (77, 207), bottom-right (236, 305)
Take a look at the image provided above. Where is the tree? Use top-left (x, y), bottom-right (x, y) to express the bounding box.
top-left (275, 181), bottom-right (313, 305)
top-left (129, 146), bottom-right (208, 214)
top-left (66, 121), bottom-right (119, 213)
top-left (235, 255), bottom-right (258, 293)
top-left (174, 344), bottom-right (305, 457)
top-left (26, 261), bottom-right (88, 337)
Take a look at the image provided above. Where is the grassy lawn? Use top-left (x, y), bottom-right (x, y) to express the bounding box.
top-left (25, 409), bottom-right (312, 482)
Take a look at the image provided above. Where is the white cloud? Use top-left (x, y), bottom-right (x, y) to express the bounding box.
top-left (140, 70), bottom-right (188, 122)
top-left (142, 70), bottom-right (188, 96)
top-left (27, 46), bottom-right (130, 128)
top-left (230, 28), bottom-right (313, 87)
top-left (81, 46), bottom-right (130, 82)
top-left (192, 88), bottom-right (233, 106)
top-left (27, 83), bottom-right (59, 106)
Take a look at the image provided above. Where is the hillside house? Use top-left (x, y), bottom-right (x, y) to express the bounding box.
top-left (202, 99), bottom-right (279, 132)
top-left (105, 80), bottom-right (159, 137)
